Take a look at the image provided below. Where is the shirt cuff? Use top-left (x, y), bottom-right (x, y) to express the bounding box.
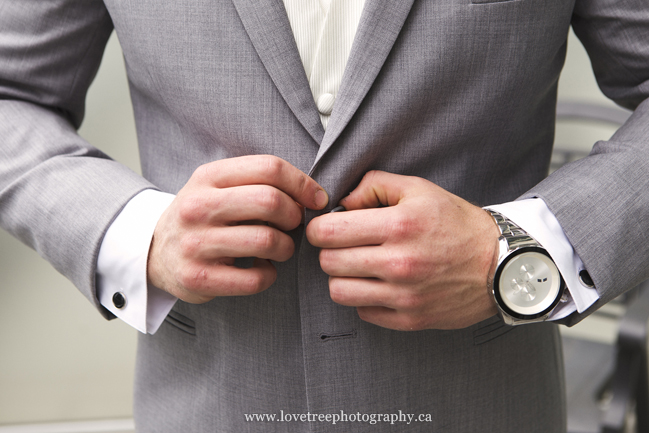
top-left (96, 189), bottom-right (177, 334)
top-left (486, 198), bottom-right (599, 321)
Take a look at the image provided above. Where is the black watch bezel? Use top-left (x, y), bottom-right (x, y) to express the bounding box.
top-left (493, 246), bottom-right (565, 320)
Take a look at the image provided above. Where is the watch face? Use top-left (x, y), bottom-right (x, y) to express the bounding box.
top-left (495, 247), bottom-right (564, 319)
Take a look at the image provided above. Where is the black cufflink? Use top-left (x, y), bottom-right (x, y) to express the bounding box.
top-left (578, 270), bottom-right (594, 288)
top-left (112, 292), bottom-right (127, 309)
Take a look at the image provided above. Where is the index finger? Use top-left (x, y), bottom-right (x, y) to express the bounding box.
top-left (306, 207), bottom-right (392, 248)
top-left (195, 155), bottom-right (329, 210)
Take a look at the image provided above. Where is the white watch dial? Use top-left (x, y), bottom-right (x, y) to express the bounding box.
top-left (498, 252), bottom-right (561, 316)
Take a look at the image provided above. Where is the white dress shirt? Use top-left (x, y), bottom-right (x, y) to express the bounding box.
top-left (96, 0), bottom-right (598, 333)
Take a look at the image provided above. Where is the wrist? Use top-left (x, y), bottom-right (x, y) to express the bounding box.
top-left (471, 206), bottom-right (502, 320)
top-left (485, 211), bottom-right (500, 305)
top-left (482, 208), bottom-right (502, 294)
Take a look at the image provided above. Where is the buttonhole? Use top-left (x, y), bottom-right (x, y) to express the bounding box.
top-left (319, 330), bottom-right (356, 341)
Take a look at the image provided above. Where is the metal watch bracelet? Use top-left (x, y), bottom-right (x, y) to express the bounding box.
top-left (488, 210), bottom-right (540, 252)
top-left (486, 209), bottom-right (566, 325)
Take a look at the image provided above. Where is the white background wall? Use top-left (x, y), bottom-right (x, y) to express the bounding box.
top-left (0, 29), bottom-right (622, 426)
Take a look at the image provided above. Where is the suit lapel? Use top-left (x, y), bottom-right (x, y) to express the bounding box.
top-left (311, 0), bottom-right (416, 170)
top-left (231, 0), bottom-right (324, 144)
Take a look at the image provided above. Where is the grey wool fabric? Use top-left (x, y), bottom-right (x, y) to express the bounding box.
top-left (2, 0), bottom-right (649, 431)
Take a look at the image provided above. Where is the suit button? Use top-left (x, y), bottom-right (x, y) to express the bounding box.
top-left (112, 292), bottom-right (127, 309)
top-left (316, 93), bottom-right (335, 115)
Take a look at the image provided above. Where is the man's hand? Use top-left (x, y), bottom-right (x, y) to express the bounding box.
top-left (306, 171), bottom-right (500, 331)
top-left (148, 155), bottom-right (328, 303)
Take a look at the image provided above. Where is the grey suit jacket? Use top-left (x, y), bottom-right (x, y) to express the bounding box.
top-left (1, 0), bottom-right (649, 431)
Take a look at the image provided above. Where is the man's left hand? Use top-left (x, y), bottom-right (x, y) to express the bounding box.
top-left (306, 170), bottom-right (501, 331)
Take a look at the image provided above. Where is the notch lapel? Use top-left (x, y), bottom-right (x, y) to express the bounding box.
top-left (311, 0), bottom-right (416, 170)
top-left (231, 0), bottom-right (324, 144)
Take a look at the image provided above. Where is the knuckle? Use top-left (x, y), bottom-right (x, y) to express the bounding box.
top-left (385, 252), bottom-right (418, 281)
top-left (251, 227), bottom-right (276, 253)
top-left (328, 280), bottom-right (346, 303)
top-left (177, 195), bottom-right (207, 223)
top-left (318, 249), bottom-right (334, 273)
top-left (296, 171), bottom-right (308, 194)
top-left (285, 208), bottom-right (303, 230)
top-left (277, 239), bottom-right (295, 262)
top-left (192, 162), bottom-right (214, 184)
top-left (316, 220), bottom-right (337, 244)
top-left (239, 271), bottom-right (270, 295)
top-left (363, 170), bottom-right (380, 183)
top-left (260, 155), bottom-right (284, 180)
top-left (387, 212), bottom-right (415, 239)
top-left (179, 234), bottom-right (203, 258)
top-left (261, 187), bottom-right (283, 213)
top-left (177, 264), bottom-right (209, 292)
top-left (395, 292), bottom-right (423, 311)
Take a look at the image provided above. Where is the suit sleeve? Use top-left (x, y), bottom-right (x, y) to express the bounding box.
top-left (0, 0), bottom-right (155, 319)
top-left (522, 0), bottom-right (649, 325)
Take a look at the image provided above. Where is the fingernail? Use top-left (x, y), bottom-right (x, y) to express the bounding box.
top-left (315, 189), bottom-right (329, 208)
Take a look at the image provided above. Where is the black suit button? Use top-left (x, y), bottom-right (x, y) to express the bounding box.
top-left (112, 292), bottom-right (127, 309)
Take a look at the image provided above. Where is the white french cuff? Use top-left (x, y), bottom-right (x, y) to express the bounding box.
top-left (96, 189), bottom-right (177, 334)
top-left (486, 198), bottom-right (599, 321)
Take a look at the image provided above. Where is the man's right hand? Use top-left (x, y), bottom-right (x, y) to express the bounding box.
top-left (147, 155), bottom-right (328, 303)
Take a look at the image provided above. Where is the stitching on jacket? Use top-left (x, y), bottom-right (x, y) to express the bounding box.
top-left (164, 310), bottom-right (196, 336)
top-left (473, 321), bottom-right (514, 345)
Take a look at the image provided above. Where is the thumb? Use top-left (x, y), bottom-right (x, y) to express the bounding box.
top-left (339, 170), bottom-right (417, 210)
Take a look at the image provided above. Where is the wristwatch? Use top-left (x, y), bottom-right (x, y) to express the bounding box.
top-left (487, 210), bottom-right (566, 325)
